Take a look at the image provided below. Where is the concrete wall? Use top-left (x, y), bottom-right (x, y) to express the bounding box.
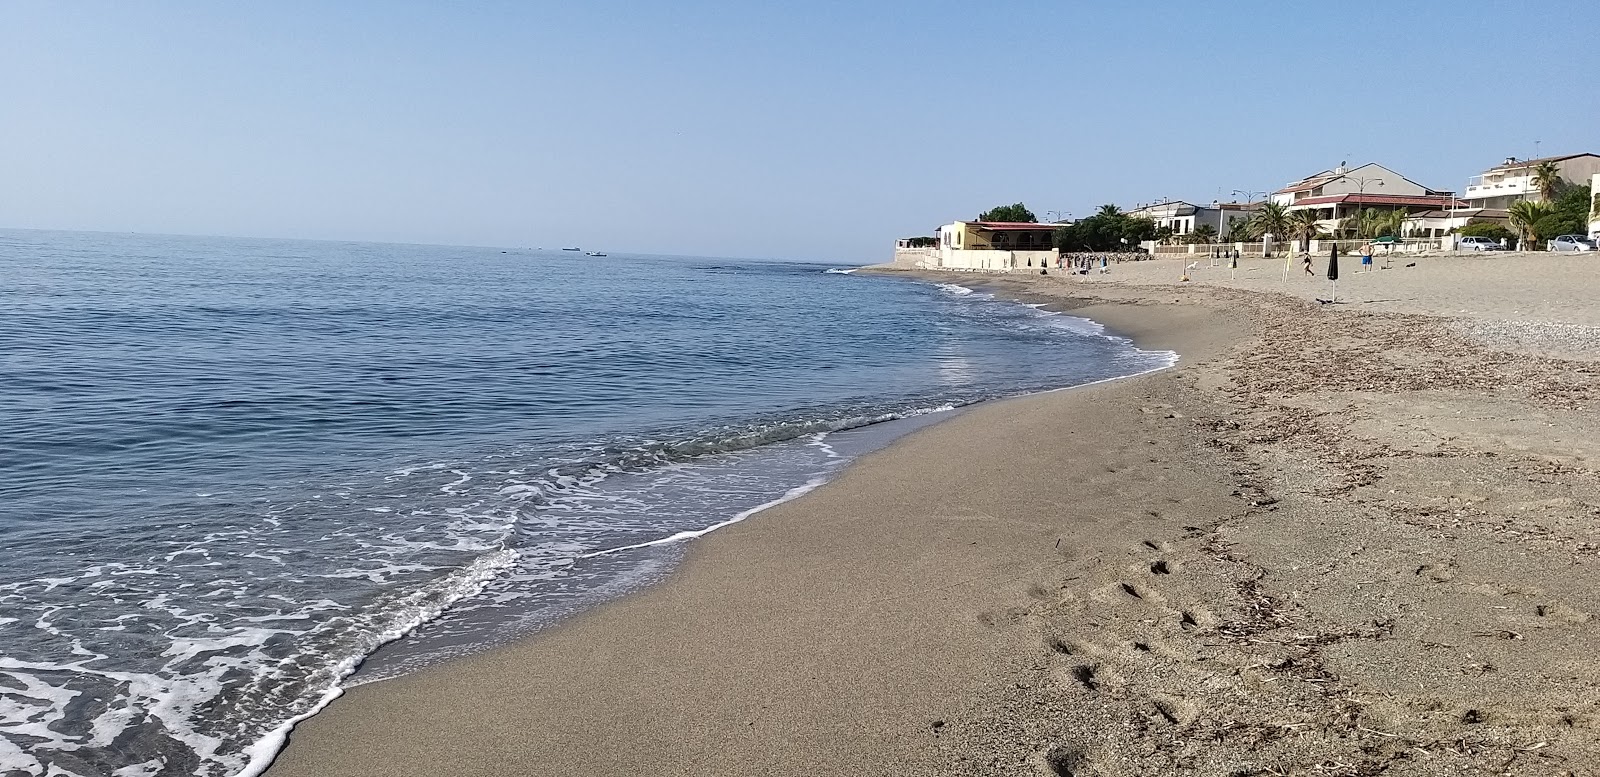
top-left (936, 249), bottom-right (1058, 271)
top-left (890, 247), bottom-right (938, 268)
top-left (1558, 157), bottom-right (1600, 190)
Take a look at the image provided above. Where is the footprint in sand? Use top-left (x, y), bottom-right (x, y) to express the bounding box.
top-left (1036, 744), bottom-right (1089, 777)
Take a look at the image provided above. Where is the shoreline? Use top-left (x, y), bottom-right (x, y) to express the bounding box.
top-left (264, 282), bottom-right (1226, 777)
top-left (267, 264), bottom-right (1600, 776)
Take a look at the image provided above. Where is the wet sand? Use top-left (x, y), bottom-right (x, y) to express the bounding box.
top-left (267, 265), bottom-right (1600, 776)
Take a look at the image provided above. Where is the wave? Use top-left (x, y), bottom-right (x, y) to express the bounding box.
top-left (0, 267), bottom-right (1177, 777)
top-left (822, 267), bottom-right (859, 275)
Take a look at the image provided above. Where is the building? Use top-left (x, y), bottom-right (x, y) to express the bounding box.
top-left (1125, 200), bottom-right (1260, 240)
top-left (1274, 163), bottom-right (1452, 207)
top-left (1462, 154), bottom-right (1600, 209)
top-left (1401, 207), bottom-right (1510, 239)
top-left (1274, 163), bottom-right (1455, 233)
top-left (934, 221), bottom-right (1059, 270)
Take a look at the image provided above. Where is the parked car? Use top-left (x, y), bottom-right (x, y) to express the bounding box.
top-left (1458, 236), bottom-right (1505, 251)
top-left (1548, 235), bottom-right (1596, 252)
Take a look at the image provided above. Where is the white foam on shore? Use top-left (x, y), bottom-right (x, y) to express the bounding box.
top-left (577, 477), bottom-right (829, 559)
top-left (232, 547), bottom-right (519, 777)
top-left (822, 267), bottom-right (859, 275)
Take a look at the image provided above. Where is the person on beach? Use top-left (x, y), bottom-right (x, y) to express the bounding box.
top-left (1361, 249), bottom-right (1373, 272)
top-left (1302, 251), bottom-right (1314, 275)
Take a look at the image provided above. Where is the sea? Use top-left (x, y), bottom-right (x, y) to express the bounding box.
top-left (0, 229), bottom-right (1175, 777)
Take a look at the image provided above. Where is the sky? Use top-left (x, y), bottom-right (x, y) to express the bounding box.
top-left (3, 1), bottom-right (1596, 262)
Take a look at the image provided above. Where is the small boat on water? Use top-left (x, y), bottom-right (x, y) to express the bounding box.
top-left (561, 247), bottom-right (581, 251)
top-left (585, 251), bottom-right (607, 257)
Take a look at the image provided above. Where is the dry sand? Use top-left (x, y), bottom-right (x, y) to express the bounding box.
top-left (267, 259), bottom-right (1600, 777)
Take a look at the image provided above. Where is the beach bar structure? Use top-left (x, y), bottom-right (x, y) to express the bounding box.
top-left (933, 221), bottom-right (1060, 270)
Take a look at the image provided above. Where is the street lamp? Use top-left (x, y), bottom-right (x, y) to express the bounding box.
top-left (1046, 210), bottom-right (1073, 223)
top-left (1345, 175), bottom-right (1385, 237)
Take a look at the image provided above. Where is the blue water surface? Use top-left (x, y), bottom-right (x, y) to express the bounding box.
top-left (0, 230), bottom-right (1170, 776)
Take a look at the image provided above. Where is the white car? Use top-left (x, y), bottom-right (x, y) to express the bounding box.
top-left (1549, 235), bottom-right (1596, 252)
top-left (1458, 236), bottom-right (1505, 251)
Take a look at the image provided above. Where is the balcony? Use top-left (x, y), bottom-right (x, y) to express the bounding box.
top-left (1463, 175), bottom-right (1533, 201)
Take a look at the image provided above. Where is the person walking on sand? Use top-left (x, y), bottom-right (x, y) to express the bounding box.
top-left (1302, 251), bottom-right (1314, 275)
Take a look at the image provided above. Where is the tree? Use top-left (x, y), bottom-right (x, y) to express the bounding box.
top-left (1120, 216), bottom-right (1157, 244)
top-left (1336, 207), bottom-right (1405, 240)
top-left (1252, 202), bottom-right (1290, 241)
top-left (1287, 209), bottom-right (1324, 250)
top-left (1226, 215), bottom-right (1255, 241)
top-left (1372, 209), bottom-right (1407, 239)
top-left (1051, 207), bottom-right (1156, 252)
top-left (1526, 184), bottom-right (1590, 239)
top-left (977, 203), bottom-right (1036, 223)
top-left (1531, 161), bottom-right (1563, 202)
top-left (1190, 224), bottom-right (1218, 244)
top-left (1508, 200), bottom-right (1552, 249)
top-left (1457, 220), bottom-right (1514, 242)
top-left (1153, 225), bottom-right (1176, 245)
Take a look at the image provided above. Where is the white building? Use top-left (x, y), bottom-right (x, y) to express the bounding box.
top-left (1462, 154), bottom-right (1600, 209)
top-left (1402, 208), bottom-right (1509, 239)
top-left (932, 221), bottom-right (1060, 271)
top-left (1274, 163), bottom-right (1455, 233)
top-left (1125, 200), bottom-right (1259, 240)
top-left (1274, 163), bottom-right (1450, 207)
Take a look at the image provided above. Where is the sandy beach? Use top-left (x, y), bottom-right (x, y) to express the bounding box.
top-left (267, 255), bottom-right (1600, 776)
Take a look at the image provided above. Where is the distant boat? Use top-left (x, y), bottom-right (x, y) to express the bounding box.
top-left (561, 247), bottom-right (581, 251)
top-left (585, 251), bottom-right (607, 257)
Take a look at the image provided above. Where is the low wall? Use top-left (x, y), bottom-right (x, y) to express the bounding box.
top-left (1060, 252), bottom-right (1149, 264)
top-left (940, 249), bottom-right (1057, 271)
top-left (890, 248), bottom-right (938, 268)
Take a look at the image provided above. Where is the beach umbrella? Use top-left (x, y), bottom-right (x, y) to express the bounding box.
top-left (1326, 244), bottom-right (1339, 302)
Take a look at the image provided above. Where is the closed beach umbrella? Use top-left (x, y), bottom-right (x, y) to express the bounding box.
top-left (1326, 244), bottom-right (1339, 303)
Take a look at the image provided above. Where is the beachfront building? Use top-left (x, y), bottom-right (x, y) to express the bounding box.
top-left (934, 221), bottom-right (1059, 270)
top-left (1402, 207), bottom-right (1510, 239)
top-left (1273, 162), bottom-right (1456, 234)
top-left (1462, 154), bottom-right (1600, 209)
top-left (1125, 200), bottom-right (1259, 240)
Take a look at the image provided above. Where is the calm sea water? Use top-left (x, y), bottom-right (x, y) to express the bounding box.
top-left (0, 229), bottom-right (1173, 776)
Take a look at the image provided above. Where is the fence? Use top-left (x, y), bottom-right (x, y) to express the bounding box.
top-left (1152, 239), bottom-right (1284, 258)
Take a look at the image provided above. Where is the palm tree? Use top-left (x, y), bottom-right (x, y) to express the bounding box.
top-left (1096, 204), bottom-right (1123, 219)
top-left (1508, 200), bottom-right (1551, 250)
top-left (1191, 224), bottom-right (1218, 244)
top-left (1253, 202), bottom-right (1290, 241)
top-left (1287, 209), bottom-right (1324, 250)
top-left (1226, 215), bottom-right (1256, 241)
top-left (1531, 161), bottom-right (1562, 202)
top-left (1373, 209), bottom-right (1407, 239)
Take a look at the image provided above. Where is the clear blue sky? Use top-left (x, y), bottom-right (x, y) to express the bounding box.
top-left (3, 1), bottom-right (1595, 261)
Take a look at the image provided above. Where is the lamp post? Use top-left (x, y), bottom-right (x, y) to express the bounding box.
top-left (1046, 210), bottom-right (1073, 223)
top-left (1230, 189), bottom-right (1268, 254)
top-left (1342, 175), bottom-right (1385, 239)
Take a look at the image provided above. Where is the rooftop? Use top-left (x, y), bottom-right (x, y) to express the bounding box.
top-left (1287, 193), bottom-right (1459, 208)
top-left (1407, 208), bottom-right (1510, 219)
top-left (969, 221), bottom-right (1061, 231)
top-left (1482, 153), bottom-right (1599, 173)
